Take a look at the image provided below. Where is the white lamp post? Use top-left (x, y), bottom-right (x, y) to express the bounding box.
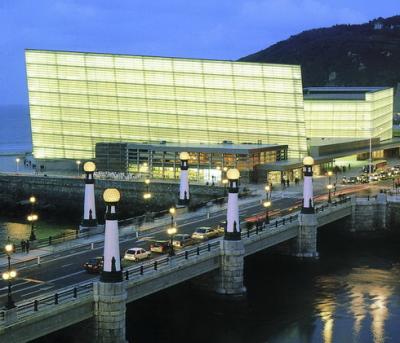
top-left (76, 160), bottom-right (81, 177)
top-left (15, 158), bottom-right (20, 173)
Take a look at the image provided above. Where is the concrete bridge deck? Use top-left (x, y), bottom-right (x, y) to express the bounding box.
top-left (0, 199), bottom-right (354, 342)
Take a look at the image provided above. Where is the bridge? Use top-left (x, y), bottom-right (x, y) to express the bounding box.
top-left (0, 197), bottom-right (360, 342)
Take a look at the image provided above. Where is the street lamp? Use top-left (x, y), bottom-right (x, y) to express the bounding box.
top-left (169, 207), bottom-right (176, 227)
top-left (263, 200), bottom-right (271, 225)
top-left (327, 170), bottom-right (333, 184)
top-left (265, 184), bottom-right (271, 200)
top-left (222, 178), bottom-right (228, 195)
top-left (27, 214), bottom-right (38, 241)
top-left (327, 184), bottom-right (333, 203)
top-left (15, 158), bottom-right (20, 173)
top-left (76, 160), bottom-right (81, 177)
top-left (3, 243), bottom-right (17, 309)
top-left (167, 226), bottom-right (177, 256)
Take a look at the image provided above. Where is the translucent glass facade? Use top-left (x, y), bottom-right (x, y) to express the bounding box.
top-left (25, 49), bottom-right (307, 160)
top-left (304, 88), bottom-right (393, 141)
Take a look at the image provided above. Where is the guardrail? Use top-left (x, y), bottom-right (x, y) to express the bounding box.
top-left (0, 240), bottom-right (221, 323)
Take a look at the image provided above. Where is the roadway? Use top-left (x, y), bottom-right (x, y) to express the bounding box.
top-left (0, 181), bottom-right (391, 306)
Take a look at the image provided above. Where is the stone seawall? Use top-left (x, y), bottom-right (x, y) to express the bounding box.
top-left (0, 174), bottom-right (224, 220)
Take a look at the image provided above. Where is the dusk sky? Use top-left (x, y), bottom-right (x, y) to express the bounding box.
top-left (1, 0), bottom-right (399, 106)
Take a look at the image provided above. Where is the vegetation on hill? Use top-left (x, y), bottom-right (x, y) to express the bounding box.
top-left (240, 16), bottom-right (400, 90)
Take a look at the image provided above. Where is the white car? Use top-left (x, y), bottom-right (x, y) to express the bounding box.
top-left (191, 227), bottom-right (218, 240)
top-left (124, 247), bottom-right (151, 261)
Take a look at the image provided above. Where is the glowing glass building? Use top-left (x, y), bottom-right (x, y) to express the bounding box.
top-left (304, 87), bottom-right (393, 141)
top-left (25, 49), bottom-right (307, 161)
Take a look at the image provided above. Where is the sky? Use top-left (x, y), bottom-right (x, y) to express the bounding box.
top-left (0, 0), bottom-right (399, 106)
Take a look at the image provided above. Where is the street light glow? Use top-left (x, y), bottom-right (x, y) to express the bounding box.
top-left (263, 201), bottom-right (272, 208)
top-left (5, 244), bottom-right (13, 253)
top-left (167, 226), bottom-right (177, 236)
top-left (29, 196), bottom-right (36, 204)
top-left (143, 192), bottom-right (152, 200)
top-left (169, 207), bottom-right (176, 215)
top-left (145, 178), bottom-right (151, 185)
top-left (327, 184), bottom-right (333, 190)
top-left (265, 185), bottom-right (271, 192)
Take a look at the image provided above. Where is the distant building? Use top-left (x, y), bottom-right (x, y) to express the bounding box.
top-left (373, 21), bottom-right (384, 30)
top-left (304, 87), bottom-right (393, 141)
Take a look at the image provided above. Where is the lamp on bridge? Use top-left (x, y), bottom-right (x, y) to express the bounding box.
top-left (27, 214), bottom-right (38, 241)
top-left (327, 184), bottom-right (333, 204)
top-left (81, 162), bottom-right (97, 230)
top-left (225, 168), bottom-right (241, 240)
top-left (178, 152), bottom-right (190, 205)
top-left (301, 156), bottom-right (315, 214)
top-left (143, 178), bottom-right (152, 220)
top-left (263, 200), bottom-right (271, 225)
top-left (3, 243), bottom-right (17, 309)
top-left (167, 225), bottom-right (177, 257)
top-left (101, 188), bottom-right (122, 283)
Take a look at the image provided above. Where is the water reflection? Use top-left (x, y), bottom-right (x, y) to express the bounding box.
top-left (0, 218), bottom-right (75, 245)
top-left (315, 267), bottom-right (394, 343)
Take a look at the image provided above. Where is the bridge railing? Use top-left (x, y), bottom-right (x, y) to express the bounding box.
top-left (0, 241), bottom-right (221, 323)
top-left (123, 240), bottom-right (220, 280)
top-left (0, 281), bottom-right (94, 323)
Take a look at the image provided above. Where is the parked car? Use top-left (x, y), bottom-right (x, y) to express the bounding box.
top-left (150, 240), bottom-right (170, 254)
top-left (357, 174), bottom-right (369, 184)
top-left (369, 174), bottom-right (379, 182)
top-left (378, 171), bottom-right (390, 180)
top-left (124, 247), bottom-right (151, 261)
top-left (343, 176), bottom-right (357, 184)
top-left (191, 227), bottom-right (218, 240)
top-left (83, 257), bottom-right (103, 273)
top-left (172, 234), bottom-right (194, 248)
top-left (216, 221), bottom-right (226, 235)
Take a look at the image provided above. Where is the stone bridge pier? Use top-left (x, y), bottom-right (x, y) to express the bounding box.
top-left (295, 156), bottom-right (319, 258)
top-left (214, 168), bottom-right (246, 295)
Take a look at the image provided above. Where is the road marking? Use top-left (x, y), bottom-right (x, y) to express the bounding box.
top-left (137, 237), bottom-right (154, 242)
top-left (0, 270), bottom-right (87, 298)
top-left (61, 263), bottom-right (73, 268)
top-left (22, 278), bottom-right (45, 284)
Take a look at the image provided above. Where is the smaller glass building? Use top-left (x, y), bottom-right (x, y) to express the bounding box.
top-left (304, 87), bottom-right (393, 141)
top-left (95, 142), bottom-right (288, 183)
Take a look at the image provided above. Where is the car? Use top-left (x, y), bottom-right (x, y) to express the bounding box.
top-left (378, 171), bottom-right (389, 180)
top-left (357, 174), bottom-right (369, 184)
top-left (124, 247), bottom-right (151, 261)
top-left (150, 240), bottom-right (170, 254)
top-left (191, 227), bottom-right (218, 240)
top-left (83, 257), bottom-right (103, 273)
top-left (216, 220), bottom-right (226, 234)
top-left (369, 174), bottom-right (379, 182)
top-left (172, 234), bottom-right (194, 248)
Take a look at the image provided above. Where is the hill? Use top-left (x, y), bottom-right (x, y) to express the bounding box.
top-left (239, 16), bottom-right (400, 90)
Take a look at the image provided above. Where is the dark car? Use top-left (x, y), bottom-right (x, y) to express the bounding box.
top-left (83, 257), bottom-right (103, 273)
top-left (150, 240), bottom-right (170, 254)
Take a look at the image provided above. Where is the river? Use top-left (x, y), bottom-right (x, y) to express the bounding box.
top-left (32, 220), bottom-right (400, 343)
